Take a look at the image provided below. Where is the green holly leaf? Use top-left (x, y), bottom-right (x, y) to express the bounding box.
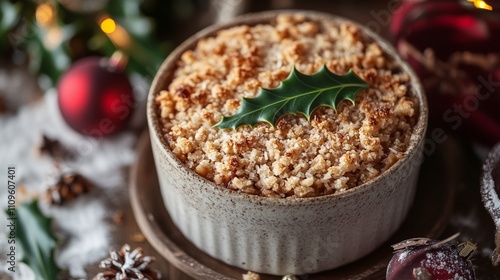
top-left (13, 200), bottom-right (61, 280)
top-left (214, 65), bottom-right (369, 130)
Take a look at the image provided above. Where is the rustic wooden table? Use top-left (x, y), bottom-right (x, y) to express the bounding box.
top-left (120, 2), bottom-right (500, 279)
top-left (2, 1), bottom-right (499, 279)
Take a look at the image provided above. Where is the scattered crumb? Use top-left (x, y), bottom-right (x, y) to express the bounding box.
top-left (242, 271), bottom-right (261, 280)
top-left (130, 232), bottom-right (146, 243)
top-left (18, 184), bottom-right (38, 201)
top-left (112, 210), bottom-right (124, 225)
top-left (18, 184), bottom-right (28, 198)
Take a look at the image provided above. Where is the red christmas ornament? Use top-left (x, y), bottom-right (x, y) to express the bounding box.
top-left (391, 0), bottom-right (500, 146)
top-left (387, 235), bottom-right (477, 279)
top-left (57, 52), bottom-right (134, 137)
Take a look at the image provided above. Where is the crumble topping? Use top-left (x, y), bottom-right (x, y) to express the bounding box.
top-left (242, 271), bottom-right (261, 280)
top-left (155, 14), bottom-right (418, 198)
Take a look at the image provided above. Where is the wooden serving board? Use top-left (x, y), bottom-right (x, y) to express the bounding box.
top-left (129, 130), bottom-right (455, 280)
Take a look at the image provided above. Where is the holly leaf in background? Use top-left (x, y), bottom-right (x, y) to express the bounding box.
top-left (106, 0), bottom-right (142, 18)
top-left (14, 200), bottom-right (61, 280)
top-left (102, 20), bottom-right (167, 78)
top-left (28, 23), bottom-right (74, 85)
top-left (215, 65), bottom-right (369, 129)
top-left (103, 0), bottom-right (169, 78)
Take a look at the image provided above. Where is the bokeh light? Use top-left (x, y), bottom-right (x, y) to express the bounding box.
top-left (100, 18), bottom-right (117, 34)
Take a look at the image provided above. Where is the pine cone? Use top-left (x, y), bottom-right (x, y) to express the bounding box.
top-left (37, 135), bottom-right (74, 160)
top-left (44, 173), bottom-right (93, 205)
top-left (94, 244), bottom-right (161, 280)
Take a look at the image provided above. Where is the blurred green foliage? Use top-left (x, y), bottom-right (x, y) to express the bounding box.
top-left (0, 0), bottom-right (170, 85)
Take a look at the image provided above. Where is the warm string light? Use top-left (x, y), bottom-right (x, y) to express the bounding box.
top-left (35, 2), bottom-right (64, 50)
top-left (35, 2), bottom-right (56, 26)
top-left (100, 18), bottom-right (116, 34)
top-left (98, 16), bottom-right (131, 49)
top-left (98, 15), bottom-right (155, 68)
top-left (44, 27), bottom-right (63, 49)
top-left (467, 0), bottom-right (493, 10)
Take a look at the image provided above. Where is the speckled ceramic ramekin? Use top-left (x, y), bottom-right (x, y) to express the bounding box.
top-left (147, 10), bottom-right (428, 275)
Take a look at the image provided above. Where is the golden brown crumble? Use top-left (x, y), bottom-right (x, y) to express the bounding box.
top-left (156, 14), bottom-right (419, 198)
top-left (242, 271), bottom-right (261, 280)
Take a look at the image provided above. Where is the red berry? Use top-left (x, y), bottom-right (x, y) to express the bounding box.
top-left (387, 237), bottom-right (476, 280)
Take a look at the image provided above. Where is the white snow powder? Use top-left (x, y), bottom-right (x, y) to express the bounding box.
top-left (0, 89), bottom-right (138, 279)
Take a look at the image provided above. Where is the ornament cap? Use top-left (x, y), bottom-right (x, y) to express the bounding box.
top-left (107, 51), bottom-right (128, 72)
